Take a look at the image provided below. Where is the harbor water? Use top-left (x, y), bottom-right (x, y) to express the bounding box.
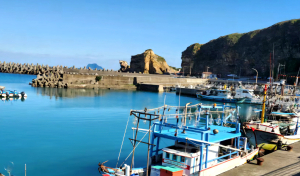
top-left (0, 73), bottom-right (260, 176)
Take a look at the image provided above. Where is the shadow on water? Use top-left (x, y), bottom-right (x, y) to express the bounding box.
top-left (34, 87), bottom-right (111, 99)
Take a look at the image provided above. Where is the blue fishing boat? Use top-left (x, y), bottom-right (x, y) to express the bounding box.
top-left (99, 103), bottom-right (258, 176)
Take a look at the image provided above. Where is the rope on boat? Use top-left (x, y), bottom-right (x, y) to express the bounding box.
top-left (119, 124), bottom-right (154, 167)
top-left (116, 115), bottom-right (130, 168)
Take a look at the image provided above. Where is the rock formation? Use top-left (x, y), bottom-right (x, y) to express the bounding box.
top-left (181, 19), bottom-right (300, 77)
top-left (119, 60), bottom-right (130, 72)
top-left (130, 49), bottom-right (174, 74)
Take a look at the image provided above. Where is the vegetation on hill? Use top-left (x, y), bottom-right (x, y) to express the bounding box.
top-left (169, 66), bottom-right (180, 71)
top-left (181, 19), bottom-right (300, 79)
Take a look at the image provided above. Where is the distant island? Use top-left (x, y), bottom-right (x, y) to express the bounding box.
top-left (87, 63), bottom-right (103, 70)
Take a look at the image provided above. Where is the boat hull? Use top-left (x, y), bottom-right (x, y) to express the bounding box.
top-left (198, 149), bottom-right (259, 176)
top-left (197, 95), bottom-right (244, 103)
top-left (244, 128), bottom-right (300, 146)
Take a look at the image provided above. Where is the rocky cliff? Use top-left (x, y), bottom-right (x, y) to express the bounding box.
top-left (181, 19), bottom-right (300, 77)
top-left (130, 49), bottom-right (175, 74)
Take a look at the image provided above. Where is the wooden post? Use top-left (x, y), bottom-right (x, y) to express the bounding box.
top-left (130, 114), bottom-right (140, 174)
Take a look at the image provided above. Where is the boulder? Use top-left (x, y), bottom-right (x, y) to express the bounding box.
top-left (119, 60), bottom-right (130, 72)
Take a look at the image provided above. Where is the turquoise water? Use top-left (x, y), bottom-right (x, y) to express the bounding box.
top-left (0, 73), bottom-right (259, 176)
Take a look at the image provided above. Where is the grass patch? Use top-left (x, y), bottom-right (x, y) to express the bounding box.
top-left (157, 55), bottom-right (166, 62)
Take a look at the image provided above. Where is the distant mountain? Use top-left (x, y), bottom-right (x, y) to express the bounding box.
top-left (87, 63), bottom-right (103, 70)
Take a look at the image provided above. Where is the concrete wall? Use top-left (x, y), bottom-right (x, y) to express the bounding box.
top-left (64, 74), bottom-right (96, 84)
top-left (135, 76), bottom-right (208, 85)
top-left (137, 84), bottom-right (164, 92)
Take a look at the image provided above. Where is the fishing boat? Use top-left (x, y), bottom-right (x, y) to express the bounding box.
top-left (235, 88), bottom-right (262, 105)
top-left (99, 103), bottom-right (259, 176)
top-left (243, 85), bottom-right (300, 146)
top-left (196, 89), bottom-right (246, 103)
top-left (243, 112), bottom-right (300, 146)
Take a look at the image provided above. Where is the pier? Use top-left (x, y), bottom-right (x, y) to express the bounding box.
top-left (221, 141), bottom-right (300, 176)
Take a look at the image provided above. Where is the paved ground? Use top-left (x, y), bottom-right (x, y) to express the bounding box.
top-left (220, 142), bottom-right (300, 176)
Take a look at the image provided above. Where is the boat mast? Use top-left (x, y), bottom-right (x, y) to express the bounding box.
top-left (129, 110), bottom-right (160, 176)
top-left (270, 52), bottom-right (272, 94)
top-left (261, 85), bottom-right (268, 123)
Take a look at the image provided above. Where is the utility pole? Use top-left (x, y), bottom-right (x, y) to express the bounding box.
top-left (252, 68), bottom-right (258, 85)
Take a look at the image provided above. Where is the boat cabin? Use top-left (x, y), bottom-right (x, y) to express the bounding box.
top-left (161, 141), bottom-right (219, 175)
top-left (235, 88), bottom-right (254, 99)
top-left (207, 89), bottom-right (231, 98)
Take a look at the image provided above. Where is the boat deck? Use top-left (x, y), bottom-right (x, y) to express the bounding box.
top-left (220, 141), bottom-right (300, 176)
top-left (154, 124), bottom-right (241, 143)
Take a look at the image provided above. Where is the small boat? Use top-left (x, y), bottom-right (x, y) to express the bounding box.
top-left (7, 90), bottom-right (14, 97)
top-left (20, 91), bottom-right (27, 97)
top-left (0, 90), bottom-right (6, 97)
top-left (99, 103), bottom-right (259, 176)
top-left (0, 89), bottom-right (27, 98)
top-left (12, 90), bottom-right (22, 97)
top-left (196, 89), bottom-right (246, 103)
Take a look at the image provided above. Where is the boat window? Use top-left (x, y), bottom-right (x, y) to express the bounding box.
top-left (243, 90), bottom-right (248, 93)
top-left (166, 152), bottom-right (170, 159)
top-left (181, 156), bottom-right (185, 163)
top-left (172, 154), bottom-right (177, 161)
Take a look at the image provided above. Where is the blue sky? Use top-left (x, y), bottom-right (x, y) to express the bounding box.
top-left (0, 0), bottom-right (299, 70)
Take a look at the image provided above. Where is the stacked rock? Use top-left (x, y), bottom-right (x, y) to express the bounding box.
top-left (0, 61), bottom-right (55, 75)
top-left (31, 66), bottom-right (67, 88)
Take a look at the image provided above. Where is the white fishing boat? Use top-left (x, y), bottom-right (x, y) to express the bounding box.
top-left (196, 89), bottom-right (246, 103)
top-left (235, 88), bottom-right (263, 105)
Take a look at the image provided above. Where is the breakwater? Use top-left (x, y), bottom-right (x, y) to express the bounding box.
top-left (0, 61), bottom-right (209, 90)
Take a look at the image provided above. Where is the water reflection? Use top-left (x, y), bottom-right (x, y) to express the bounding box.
top-left (35, 87), bottom-right (109, 99)
top-left (1, 97), bottom-right (26, 102)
